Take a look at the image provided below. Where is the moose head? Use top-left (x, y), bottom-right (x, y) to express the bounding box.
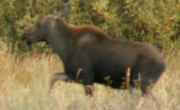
top-left (22, 1), bottom-right (71, 45)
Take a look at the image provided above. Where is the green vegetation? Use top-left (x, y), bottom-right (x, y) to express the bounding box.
top-left (0, 0), bottom-right (180, 53)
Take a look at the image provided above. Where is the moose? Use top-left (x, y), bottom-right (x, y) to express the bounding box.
top-left (22, 1), bottom-right (166, 96)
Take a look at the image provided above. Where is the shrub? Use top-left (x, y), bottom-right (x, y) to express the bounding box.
top-left (0, 0), bottom-right (180, 54)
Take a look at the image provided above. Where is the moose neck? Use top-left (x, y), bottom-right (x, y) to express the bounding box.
top-left (46, 19), bottom-right (73, 63)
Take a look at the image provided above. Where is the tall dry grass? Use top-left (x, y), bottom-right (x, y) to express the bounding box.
top-left (0, 40), bottom-right (180, 110)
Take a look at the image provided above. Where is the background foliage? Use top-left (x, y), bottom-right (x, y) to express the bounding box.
top-left (0, 0), bottom-right (180, 54)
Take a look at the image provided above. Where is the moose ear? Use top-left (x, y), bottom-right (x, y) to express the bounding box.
top-left (61, 1), bottom-right (71, 17)
top-left (51, 1), bottom-right (71, 17)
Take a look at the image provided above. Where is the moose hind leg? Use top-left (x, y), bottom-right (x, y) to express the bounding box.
top-left (140, 64), bottom-right (165, 95)
top-left (131, 60), bottom-right (165, 95)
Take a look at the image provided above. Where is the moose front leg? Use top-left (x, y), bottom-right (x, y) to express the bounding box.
top-left (84, 85), bottom-right (93, 95)
top-left (76, 68), bottom-right (94, 96)
top-left (49, 72), bottom-right (70, 94)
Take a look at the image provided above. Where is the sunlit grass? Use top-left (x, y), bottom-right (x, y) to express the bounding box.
top-left (0, 41), bottom-right (180, 110)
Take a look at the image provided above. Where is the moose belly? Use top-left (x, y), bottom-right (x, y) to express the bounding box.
top-left (93, 66), bottom-right (130, 89)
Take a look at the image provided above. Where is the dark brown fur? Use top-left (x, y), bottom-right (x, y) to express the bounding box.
top-left (22, 1), bottom-right (166, 96)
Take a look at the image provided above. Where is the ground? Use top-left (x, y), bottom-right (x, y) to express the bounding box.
top-left (0, 41), bottom-right (180, 110)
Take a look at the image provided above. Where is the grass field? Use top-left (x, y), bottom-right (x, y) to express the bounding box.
top-left (0, 41), bottom-right (180, 110)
